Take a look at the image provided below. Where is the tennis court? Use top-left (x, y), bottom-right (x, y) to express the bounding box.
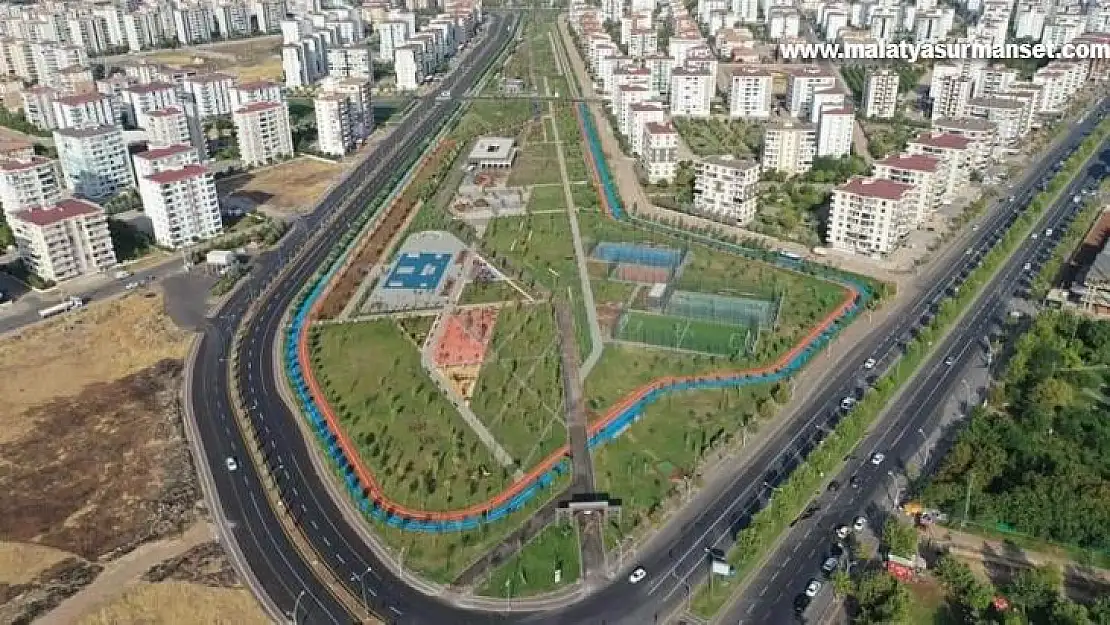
top-left (592, 242), bottom-right (684, 269)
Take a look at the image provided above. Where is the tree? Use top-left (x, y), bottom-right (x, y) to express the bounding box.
top-left (674, 161), bottom-right (695, 204)
top-left (1004, 565), bottom-right (1063, 622)
top-left (852, 570), bottom-right (911, 624)
top-left (934, 554), bottom-right (995, 620)
top-left (831, 569), bottom-right (852, 597)
top-left (1051, 600), bottom-right (1095, 625)
top-left (880, 518), bottom-right (918, 559)
top-left (0, 213), bottom-right (13, 249)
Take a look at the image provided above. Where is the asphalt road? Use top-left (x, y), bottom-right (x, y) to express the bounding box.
top-left (720, 122), bottom-right (1110, 625)
top-left (185, 13), bottom-right (1110, 624)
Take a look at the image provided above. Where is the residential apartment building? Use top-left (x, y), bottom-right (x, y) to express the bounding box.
top-left (123, 82), bottom-right (179, 129)
top-left (827, 177), bottom-right (916, 256)
top-left (669, 66), bottom-right (713, 117)
top-left (930, 74), bottom-right (973, 120)
top-left (728, 66), bottom-right (772, 119)
top-left (229, 80), bottom-right (283, 108)
top-left (21, 86), bottom-right (57, 130)
top-left (146, 106), bottom-right (208, 159)
top-left (964, 96), bottom-right (1027, 144)
top-left (816, 105), bottom-right (854, 158)
top-left (0, 155), bottom-right (60, 217)
top-left (762, 120), bottom-right (817, 176)
top-left (137, 155), bottom-right (222, 248)
top-left (315, 78), bottom-right (373, 157)
top-left (233, 100), bottom-right (295, 166)
top-left (693, 155), bottom-right (760, 224)
top-left (787, 67), bottom-right (836, 119)
top-left (932, 116), bottom-right (997, 170)
top-left (644, 53), bottom-right (674, 98)
top-left (53, 125), bottom-right (134, 201)
top-left (640, 121), bottom-right (679, 184)
top-left (873, 153), bottom-right (942, 224)
top-left (326, 43), bottom-right (374, 79)
top-left (183, 73), bottom-right (236, 118)
top-left (862, 69), bottom-right (898, 119)
top-left (906, 131), bottom-right (973, 203)
top-left (394, 45), bottom-right (422, 91)
top-left (628, 101), bottom-right (667, 156)
top-left (9, 198), bottom-right (117, 282)
top-left (50, 92), bottom-right (115, 130)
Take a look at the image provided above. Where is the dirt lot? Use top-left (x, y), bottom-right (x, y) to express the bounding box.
top-left (217, 158), bottom-right (346, 217)
top-left (0, 293), bottom-right (266, 624)
top-left (144, 36), bottom-right (283, 83)
top-left (78, 583), bottom-right (268, 625)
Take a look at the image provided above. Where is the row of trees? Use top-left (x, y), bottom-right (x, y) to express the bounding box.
top-left (922, 311), bottom-right (1110, 552)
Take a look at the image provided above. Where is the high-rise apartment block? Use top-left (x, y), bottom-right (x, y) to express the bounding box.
top-left (54, 125), bottom-right (134, 201)
top-left (233, 100), bottom-right (295, 166)
top-left (10, 198), bottom-right (117, 282)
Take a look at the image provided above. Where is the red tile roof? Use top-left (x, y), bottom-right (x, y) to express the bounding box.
top-left (235, 100), bottom-right (282, 114)
top-left (838, 177), bottom-right (914, 201)
top-left (911, 132), bottom-right (972, 150)
top-left (124, 81), bottom-right (176, 94)
top-left (146, 164), bottom-right (209, 185)
top-left (645, 121), bottom-right (677, 134)
top-left (53, 91), bottom-right (108, 106)
top-left (877, 153), bottom-right (940, 172)
top-left (13, 198), bottom-right (101, 226)
top-left (136, 143), bottom-right (194, 160)
top-left (0, 155), bottom-right (52, 171)
top-left (148, 106), bottom-right (185, 117)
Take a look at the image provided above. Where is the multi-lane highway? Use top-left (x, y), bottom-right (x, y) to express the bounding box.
top-left (720, 120), bottom-right (1110, 625)
top-left (184, 7), bottom-right (1109, 621)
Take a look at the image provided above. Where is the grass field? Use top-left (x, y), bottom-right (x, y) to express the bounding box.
top-left (616, 311), bottom-right (754, 357)
top-left (478, 520), bottom-right (581, 597)
top-left (369, 472), bottom-right (571, 584)
top-left (468, 302), bottom-right (567, 467)
top-left (508, 142), bottom-right (563, 186)
top-left (593, 382), bottom-right (778, 543)
top-left (459, 279), bottom-right (528, 305)
top-left (309, 319), bottom-right (513, 511)
top-left (527, 184), bottom-right (567, 212)
top-left (591, 278), bottom-right (636, 304)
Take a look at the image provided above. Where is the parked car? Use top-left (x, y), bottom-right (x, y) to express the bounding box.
top-left (628, 567), bottom-right (647, 584)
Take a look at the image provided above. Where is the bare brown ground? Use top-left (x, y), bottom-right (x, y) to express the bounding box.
top-left (216, 158), bottom-right (346, 217)
top-left (145, 37), bottom-right (284, 83)
top-left (77, 582), bottom-right (270, 625)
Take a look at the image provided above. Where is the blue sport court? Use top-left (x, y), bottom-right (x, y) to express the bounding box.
top-left (384, 252), bottom-right (454, 290)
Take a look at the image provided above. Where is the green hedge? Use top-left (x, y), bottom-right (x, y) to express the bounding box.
top-left (689, 117), bottom-right (1110, 619)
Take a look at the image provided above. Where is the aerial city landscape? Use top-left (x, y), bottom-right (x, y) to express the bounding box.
top-left (0, 0), bottom-right (1108, 621)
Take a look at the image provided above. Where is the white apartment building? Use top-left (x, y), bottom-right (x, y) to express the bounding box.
top-left (645, 54), bottom-right (674, 98)
top-left (873, 153), bottom-right (942, 224)
top-left (973, 65), bottom-right (1018, 98)
top-left (123, 82), bottom-right (179, 129)
top-left (762, 120), bottom-right (817, 176)
top-left (375, 20), bottom-right (410, 63)
top-left (10, 198), bottom-right (117, 282)
top-left (22, 86), bottom-right (57, 131)
top-left (640, 121), bottom-right (680, 184)
top-left (728, 67), bottom-right (772, 119)
top-left (906, 131), bottom-right (973, 203)
top-left (964, 96), bottom-right (1027, 144)
top-left (693, 155), bottom-right (760, 224)
top-left (315, 78), bottom-right (373, 157)
top-left (930, 74), bottom-right (973, 120)
top-left (139, 162), bottom-right (223, 248)
top-left (629, 101), bottom-right (667, 156)
top-left (1014, 5), bottom-right (1047, 40)
top-left (862, 69), bottom-right (899, 119)
top-left (233, 100), bottom-right (295, 166)
top-left (146, 106), bottom-right (208, 159)
top-left (1032, 67), bottom-right (1073, 113)
top-left (669, 66), bottom-right (713, 117)
top-left (828, 177), bottom-right (916, 256)
top-left (174, 5), bottom-right (214, 44)
top-left (787, 67), bottom-right (836, 119)
top-left (133, 144), bottom-right (200, 180)
top-left (50, 92), bottom-right (115, 130)
top-left (184, 73), bottom-right (236, 118)
top-left (809, 88), bottom-right (846, 124)
top-left (282, 33), bottom-right (329, 89)
top-left (0, 155), bottom-right (60, 217)
top-left (628, 28), bottom-right (658, 57)
top-left (394, 45), bottom-right (422, 91)
top-left (616, 85), bottom-right (651, 140)
top-left (327, 43), bottom-right (374, 79)
top-left (932, 117), bottom-right (997, 170)
top-left (53, 125), bottom-right (134, 201)
top-left (768, 7), bottom-right (801, 39)
top-left (229, 80), bottom-right (283, 108)
top-left (816, 105), bottom-right (854, 158)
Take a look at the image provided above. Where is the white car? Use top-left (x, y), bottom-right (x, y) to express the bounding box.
top-left (805, 579), bottom-right (822, 597)
top-left (124, 281), bottom-right (139, 290)
top-left (1024, 262), bottom-right (1032, 271)
top-left (821, 557), bottom-right (839, 574)
top-left (629, 567), bottom-right (647, 584)
top-left (835, 525), bottom-right (850, 540)
top-left (863, 358), bottom-right (876, 370)
top-left (870, 452), bottom-right (885, 465)
top-left (853, 516), bottom-right (867, 531)
top-left (839, 397), bottom-right (855, 411)
top-left (225, 457), bottom-right (239, 471)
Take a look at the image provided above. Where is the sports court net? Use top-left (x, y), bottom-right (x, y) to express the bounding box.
top-left (665, 290), bottom-right (778, 329)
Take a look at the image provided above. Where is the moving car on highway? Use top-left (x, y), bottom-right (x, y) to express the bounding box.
top-left (629, 567), bottom-right (647, 584)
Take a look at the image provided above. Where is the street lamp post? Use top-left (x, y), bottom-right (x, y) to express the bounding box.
top-left (504, 578), bottom-right (512, 613)
top-left (917, 427), bottom-right (930, 469)
top-left (289, 589), bottom-right (306, 625)
top-left (351, 567), bottom-right (372, 615)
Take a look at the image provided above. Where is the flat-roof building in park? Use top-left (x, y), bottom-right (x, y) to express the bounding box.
top-left (467, 137), bottom-right (517, 168)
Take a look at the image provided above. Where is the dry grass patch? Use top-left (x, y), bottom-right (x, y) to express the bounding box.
top-left (77, 582), bottom-right (270, 625)
top-left (0, 542), bottom-right (72, 585)
top-left (0, 293), bottom-right (190, 426)
top-left (217, 158), bottom-right (345, 217)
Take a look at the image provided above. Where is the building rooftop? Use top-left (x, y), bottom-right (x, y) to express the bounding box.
top-left (645, 121), bottom-right (678, 134)
top-left (54, 125), bottom-right (118, 139)
top-left (235, 100), bottom-right (283, 114)
top-left (137, 143), bottom-right (194, 160)
top-left (12, 198), bottom-right (102, 226)
top-left (124, 81), bottom-right (176, 94)
top-left (701, 154), bottom-right (757, 169)
top-left (933, 117), bottom-right (996, 132)
top-left (186, 72), bottom-right (235, 84)
top-left (235, 80), bottom-right (280, 90)
top-left (468, 137), bottom-right (515, 161)
top-left (0, 155), bottom-right (52, 171)
top-left (838, 177), bottom-right (914, 201)
top-left (911, 131), bottom-right (972, 150)
top-left (53, 91), bottom-right (108, 106)
top-left (146, 164), bottom-right (209, 185)
top-left (148, 106), bottom-right (185, 117)
top-left (877, 153), bottom-right (940, 172)
top-left (968, 96), bottom-right (1024, 109)
top-left (733, 66), bottom-right (773, 78)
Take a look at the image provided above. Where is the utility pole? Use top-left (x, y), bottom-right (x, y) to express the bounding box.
top-left (961, 471), bottom-right (974, 529)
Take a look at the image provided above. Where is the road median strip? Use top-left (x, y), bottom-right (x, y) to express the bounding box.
top-left (688, 118), bottom-right (1110, 620)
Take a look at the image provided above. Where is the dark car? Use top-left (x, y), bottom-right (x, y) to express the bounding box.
top-left (827, 480), bottom-right (840, 492)
top-left (794, 594), bottom-right (811, 614)
top-left (849, 475), bottom-right (861, 488)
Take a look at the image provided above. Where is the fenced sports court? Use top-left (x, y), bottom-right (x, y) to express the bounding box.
top-left (591, 241), bottom-right (685, 284)
top-left (615, 310), bottom-right (758, 357)
top-left (665, 290), bottom-right (779, 330)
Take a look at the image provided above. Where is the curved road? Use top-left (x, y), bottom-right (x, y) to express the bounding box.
top-left (186, 8), bottom-right (1110, 621)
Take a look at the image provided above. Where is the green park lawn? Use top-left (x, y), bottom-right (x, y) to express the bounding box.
top-left (478, 520), bottom-right (582, 597)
